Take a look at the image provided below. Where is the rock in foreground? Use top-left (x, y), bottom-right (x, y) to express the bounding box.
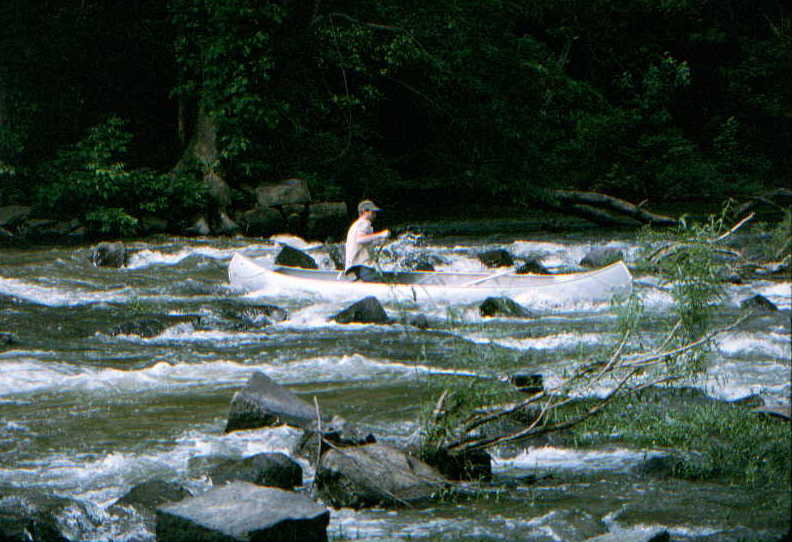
top-left (225, 372), bottom-right (318, 433)
top-left (156, 482), bottom-right (329, 542)
top-left (315, 443), bottom-right (446, 509)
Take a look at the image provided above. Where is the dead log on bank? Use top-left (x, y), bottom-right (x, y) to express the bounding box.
top-left (537, 190), bottom-right (680, 228)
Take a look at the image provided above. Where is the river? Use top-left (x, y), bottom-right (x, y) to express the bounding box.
top-left (1, 221), bottom-right (790, 541)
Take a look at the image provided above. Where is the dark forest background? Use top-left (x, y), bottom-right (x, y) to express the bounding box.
top-left (1, 0), bottom-right (790, 236)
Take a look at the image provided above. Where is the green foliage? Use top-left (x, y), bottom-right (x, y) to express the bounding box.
top-left (572, 391), bottom-right (792, 490)
top-left (35, 116), bottom-right (206, 236)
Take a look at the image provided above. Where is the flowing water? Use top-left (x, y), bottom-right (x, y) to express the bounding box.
top-left (1, 224), bottom-right (790, 541)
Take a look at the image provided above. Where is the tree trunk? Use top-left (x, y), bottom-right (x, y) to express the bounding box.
top-left (536, 189), bottom-right (680, 227)
top-left (172, 101), bottom-right (233, 231)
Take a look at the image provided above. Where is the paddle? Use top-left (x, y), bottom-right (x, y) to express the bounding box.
top-left (460, 267), bottom-right (516, 287)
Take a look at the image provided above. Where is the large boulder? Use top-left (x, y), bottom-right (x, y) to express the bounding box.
top-left (256, 178), bottom-right (311, 208)
top-left (315, 443), bottom-right (447, 509)
top-left (156, 482), bottom-right (329, 542)
top-left (516, 257), bottom-right (550, 275)
top-left (274, 245), bottom-right (318, 269)
top-left (332, 297), bottom-right (390, 324)
top-left (209, 452), bottom-right (303, 490)
top-left (225, 372), bottom-right (318, 433)
top-left (89, 241), bottom-right (128, 268)
top-left (114, 480), bottom-right (191, 511)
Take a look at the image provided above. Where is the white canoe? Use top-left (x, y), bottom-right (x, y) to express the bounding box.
top-left (228, 252), bottom-right (633, 306)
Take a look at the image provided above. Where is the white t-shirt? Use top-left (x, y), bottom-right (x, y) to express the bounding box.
top-left (344, 216), bottom-right (375, 270)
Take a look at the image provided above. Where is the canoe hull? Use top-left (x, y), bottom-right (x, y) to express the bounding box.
top-left (228, 253), bottom-right (633, 306)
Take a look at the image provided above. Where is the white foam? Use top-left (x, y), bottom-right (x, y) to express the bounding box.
top-left (0, 277), bottom-right (131, 307)
top-left (716, 331), bottom-right (791, 360)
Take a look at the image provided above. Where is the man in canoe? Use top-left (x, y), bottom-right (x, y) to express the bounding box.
top-left (344, 199), bottom-right (390, 281)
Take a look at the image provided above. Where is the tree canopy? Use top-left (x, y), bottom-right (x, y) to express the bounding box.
top-left (1, 0), bottom-right (789, 235)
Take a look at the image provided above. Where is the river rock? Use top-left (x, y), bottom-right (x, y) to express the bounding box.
top-left (0, 488), bottom-right (88, 542)
top-left (255, 178), bottom-right (311, 208)
top-left (418, 446), bottom-right (492, 481)
top-left (0, 205), bottom-right (31, 229)
top-left (296, 415), bottom-right (376, 465)
top-left (186, 215), bottom-right (211, 236)
top-left (108, 318), bottom-right (169, 338)
top-left (478, 248), bottom-right (514, 268)
top-left (306, 202), bottom-right (347, 238)
top-left (479, 296), bottom-right (534, 318)
top-left (89, 241), bottom-right (128, 267)
top-left (740, 294), bottom-right (778, 312)
top-left (315, 443), bottom-right (447, 509)
top-left (332, 296), bottom-right (390, 324)
top-left (274, 244), bottom-right (318, 269)
top-left (586, 527), bottom-right (669, 542)
top-left (580, 247), bottom-right (624, 268)
top-left (234, 304), bottom-right (288, 329)
top-left (225, 372), bottom-right (318, 433)
top-left (237, 207), bottom-right (284, 236)
top-left (156, 482), bottom-right (329, 542)
top-left (516, 258), bottom-right (550, 274)
top-left (209, 452), bottom-right (302, 489)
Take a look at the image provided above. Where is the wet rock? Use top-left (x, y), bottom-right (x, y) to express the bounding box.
top-left (237, 207), bottom-right (284, 236)
top-left (740, 294), bottom-right (778, 312)
top-left (209, 452), bottom-right (302, 489)
top-left (225, 372), bottom-right (318, 433)
top-left (236, 304), bottom-right (288, 329)
top-left (580, 247), bottom-right (624, 268)
top-left (1, 331), bottom-right (18, 346)
top-left (315, 443), bottom-right (447, 509)
top-left (0, 488), bottom-right (88, 542)
top-left (510, 373), bottom-right (544, 394)
top-left (418, 447), bottom-right (492, 482)
top-left (274, 244), bottom-right (318, 269)
top-left (332, 296), bottom-right (390, 324)
top-left (479, 296), bottom-right (534, 318)
top-left (478, 249), bottom-right (514, 268)
top-left (516, 257), bottom-right (550, 275)
top-left (586, 527), bottom-right (669, 542)
top-left (108, 318), bottom-right (169, 338)
top-left (156, 482), bottom-right (329, 542)
top-left (296, 415), bottom-right (376, 466)
top-left (326, 243), bottom-right (345, 270)
top-left (529, 509), bottom-right (608, 541)
top-left (403, 313), bottom-right (430, 329)
top-left (115, 480), bottom-right (191, 510)
top-left (89, 241), bottom-right (128, 268)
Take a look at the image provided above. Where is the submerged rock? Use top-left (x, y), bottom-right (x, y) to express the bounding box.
top-left (156, 482), bottom-right (329, 542)
top-left (209, 452), bottom-right (303, 489)
top-left (225, 372), bottom-right (318, 433)
top-left (296, 415), bottom-right (376, 466)
top-left (89, 241), bottom-right (128, 268)
top-left (332, 296), bottom-right (390, 324)
top-left (315, 443), bottom-right (446, 509)
top-left (516, 258), bottom-right (550, 275)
